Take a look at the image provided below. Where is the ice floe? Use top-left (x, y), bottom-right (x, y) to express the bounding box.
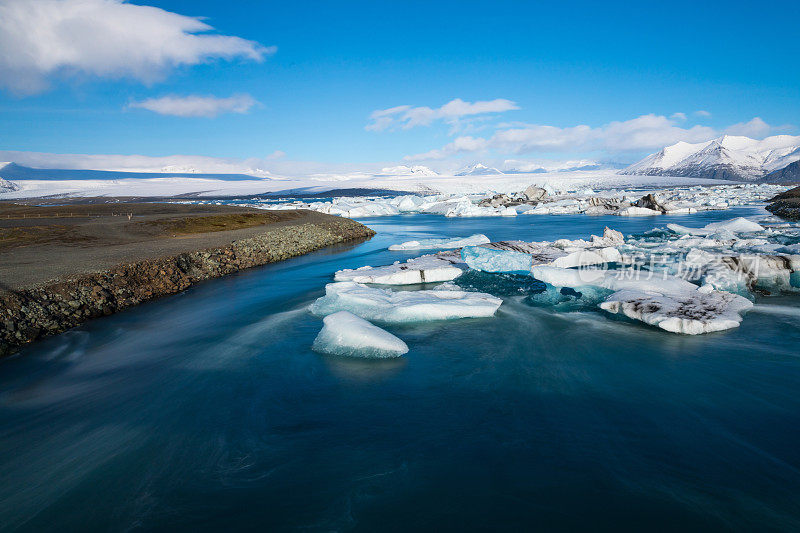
top-left (462, 246), bottom-right (536, 273)
top-left (316, 214), bottom-right (798, 335)
top-left (667, 217), bottom-right (765, 236)
top-left (310, 282), bottom-right (503, 323)
top-left (530, 265), bottom-right (753, 334)
top-left (388, 234), bottom-right (490, 251)
top-left (334, 252), bottom-right (465, 285)
top-left (599, 288), bottom-right (753, 335)
top-left (253, 183), bottom-right (787, 220)
top-left (312, 311), bottom-right (409, 358)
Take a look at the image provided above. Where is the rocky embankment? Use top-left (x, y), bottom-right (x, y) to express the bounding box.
top-left (766, 186), bottom-right (800, 220)
top-left (0, 218), bottom-right (374, 356)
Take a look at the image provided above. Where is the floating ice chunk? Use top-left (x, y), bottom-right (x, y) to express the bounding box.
top-left (682, 249), bottom-right (750, 294)
top-left (531, 266), bottom-right (699, 294)
top-left (310, 282), bottom-right (503, 323)
top-left (312, 311), bottom-right (409, 358)
top-left (551, 247), bottom-right (622, 268)
top-left (616, 206), bottom-right (662, 216)
top-left (583, 205), bottom-right (615, 215)
top-left (666, 224), bottom-right (712, 236)
top-left (334, 253), bottom-right (464, 285)
top-left (600, 289), bottom-right (753, 334)
top-left (591, 227), bottom-right (625, 247)
top-left (462, 246), bottom-right (533, 273)
top-left (664, 207), bottom-right (698, 214)
top-left (461, 229), bottom-right (625, 274)
top-left (531, 264), bottom-right (753, 334)
top-left (393, 195), bottom-right (426, 212)
top-left (720, 254), bottom-right (800, 293)
top-left (389, 234), bottom-right (490, 251)
top-left (705, 218), bottom-right (765, 233)
top-left (667, 217), bottom-right (765, 236)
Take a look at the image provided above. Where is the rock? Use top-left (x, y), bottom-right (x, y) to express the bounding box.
top-left (768, 186), bottom-right (800, 201)
top-left (766, 186), bottom-right (800, 220)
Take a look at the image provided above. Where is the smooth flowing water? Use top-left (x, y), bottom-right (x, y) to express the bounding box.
top-left (2, 207), bottom-right (800, 532)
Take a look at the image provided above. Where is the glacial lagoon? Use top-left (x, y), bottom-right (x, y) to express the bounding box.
top-left (2, 207), bottom-right (800, 531)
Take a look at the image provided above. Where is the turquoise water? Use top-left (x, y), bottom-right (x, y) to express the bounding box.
top-left (2, 207), bottom-right (800, 531)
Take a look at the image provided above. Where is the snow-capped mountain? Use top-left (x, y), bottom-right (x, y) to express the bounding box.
top-left (379, 165), bottom-right (439, 177)
top-left (0, 163), bottom-right (19, 191)
top-left (0, 176), bottom-right (18, 191)
top-left (455, 163), bottom-right (505, 176)
top-left (501, 159), bottom-right (616, 173)
top-left (762, 159), bottom-right (800, 183)
top-left (0, 162), bottom-right (274, 182)
top-left (621, 135), bottom-right (800, 181)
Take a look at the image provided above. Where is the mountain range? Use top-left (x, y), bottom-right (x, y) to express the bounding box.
top-left (621, 134), bottom-right (800, 182)
top-left (454, 163), bottom-right (505, 176)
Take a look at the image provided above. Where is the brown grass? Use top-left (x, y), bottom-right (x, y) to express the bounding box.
top-left (145, 212), bottom-right (299, 235)
top-left (0, 225), bottom-right (91, 250)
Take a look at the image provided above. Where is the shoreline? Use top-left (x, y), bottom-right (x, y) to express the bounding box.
top-left (0, 208), bottom-right (374, 356)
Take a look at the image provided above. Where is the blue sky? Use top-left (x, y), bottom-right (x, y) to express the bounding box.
top-left (1, 0), bottom-right (798, 174)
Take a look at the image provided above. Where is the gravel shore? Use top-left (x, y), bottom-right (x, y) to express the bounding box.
top-left (0, 203), bottom-right (374, 356)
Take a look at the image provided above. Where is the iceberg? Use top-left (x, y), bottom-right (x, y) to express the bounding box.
top-left (667, 217), bottom-right (765, 236)
top-left (531, 266), bottom-right (699, 294)
top-left (310, 282), bottom-right (503, 323)
top-left (720, 254), bottom-right (800, 293)
top-left (600, 288), bottom-right (753, 335)
top-left (334, 253), bottom-right (465, 285)
top-left (312, 311), bottom-right (409, 358)
top-left (460, 229), bottom-right (624, 274)
top-left (388, 234), bottom-right (490, 251)
top-left (616, 206), bottom-right (662, 216)
top-left (461, 245), bottom-right (533, 273)
top-left (531, 265), bottom-right (753, 334)
top-left (393, 195), bottom-right (426, 212)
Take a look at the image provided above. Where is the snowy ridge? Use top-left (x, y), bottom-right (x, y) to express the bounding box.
top-left (455, 163), bottom-right (505, 176)
top-left (379, 165), bottom-right (439, 177)
top-left (622, 135), bottom-right (800, 182)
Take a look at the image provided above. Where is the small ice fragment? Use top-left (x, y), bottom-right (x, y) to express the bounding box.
top-left (312, 311), bottom-right (408, 358)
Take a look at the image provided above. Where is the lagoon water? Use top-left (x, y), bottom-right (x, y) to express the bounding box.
top-left (2, 207), bottom-right (800, 531)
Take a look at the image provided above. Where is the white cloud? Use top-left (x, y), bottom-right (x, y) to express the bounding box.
top-left (128, 94), bottom-right (258, 117)
top-left (670, 112), bottom-right (687, 121)
top-left (407, 114), bottom-right (730, 160)
top-left (724, 117), bottom-right (771, 137)
top-left (366, 98), bottom-right (518, 131)
top-left (0, 0), bottom-right (274, 95)
top-left (405, 136), bottom-right (490, 161)
top-left (695, 110), bottom-right (712, 118)
top-left (264, 150), bottom-right (286, 160)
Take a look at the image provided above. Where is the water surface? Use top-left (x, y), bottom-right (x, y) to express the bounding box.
top-left (2, 207), bottom-right (800, 531)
